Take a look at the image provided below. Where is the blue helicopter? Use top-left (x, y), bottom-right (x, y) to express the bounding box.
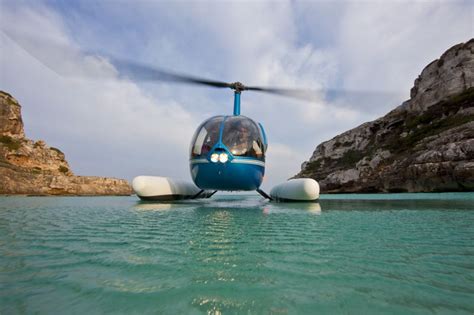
top-left (125, 75), bottom-right (320, 202)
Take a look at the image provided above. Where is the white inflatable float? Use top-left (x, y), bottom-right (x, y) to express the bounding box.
top-left (270, 178), bottom-right (320, 202)
top-left (132, 176), bottom-right (214, 201)
top-left (133, 176), bottom-right (319, 203)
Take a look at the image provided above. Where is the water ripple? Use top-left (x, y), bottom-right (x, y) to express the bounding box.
top-left (1, 194), bottom-right (473, 314)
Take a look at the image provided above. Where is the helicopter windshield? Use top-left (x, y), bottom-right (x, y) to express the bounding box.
top-left (222, 116), bottom-right (265, 160)
top-left (190, 116), bottom-right (223, 158)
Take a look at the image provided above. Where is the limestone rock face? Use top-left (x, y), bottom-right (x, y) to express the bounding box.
top-left (295, 39), bottom-right (474, 193)
top-left (0, 92), bottom-right (25, 138)
top-left (0, 91), bottom-right (132, 195)
top-left (407, 40), bottom-right (474, 112)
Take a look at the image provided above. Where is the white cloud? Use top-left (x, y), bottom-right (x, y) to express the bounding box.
top-left (337, 1), bottom-right (473, 93)
top-left (1, 5), bottom-right (197, 181)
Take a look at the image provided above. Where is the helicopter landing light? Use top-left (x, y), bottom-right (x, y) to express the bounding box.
top-left (219, 153), bottom-right (229, 163)
top-left (210, 153), bottom-right (219, 163)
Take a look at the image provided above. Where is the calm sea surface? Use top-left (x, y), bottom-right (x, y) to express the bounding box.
top-left (1, 193), bottom-right (473, 314)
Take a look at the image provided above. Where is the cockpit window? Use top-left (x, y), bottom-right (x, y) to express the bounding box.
top-left (222, 116), bottom-right (265, 160)
top-left (190, 116), bottom-right (223, 158)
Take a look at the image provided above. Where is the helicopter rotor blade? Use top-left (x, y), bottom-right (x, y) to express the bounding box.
top-left (2, 27), bottom-right (232, 89)
top-left (243, 85), bottom-right (401, 105)
top-left (111, 59), bottom-right (232, 88)
top-left (244, 86), bottom-right (324, 102)
top-left (2, 27), bottom-right (402, 105)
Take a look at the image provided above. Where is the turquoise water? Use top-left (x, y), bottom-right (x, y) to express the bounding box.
top-left (1, 193), bottom-right (473, 314)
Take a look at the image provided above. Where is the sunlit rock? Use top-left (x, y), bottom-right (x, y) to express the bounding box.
top-left (0, 91), bottom-right (132, 195)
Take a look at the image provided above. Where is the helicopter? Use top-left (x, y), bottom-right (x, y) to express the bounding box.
top-left (127, 74), bottom-right (321, 202)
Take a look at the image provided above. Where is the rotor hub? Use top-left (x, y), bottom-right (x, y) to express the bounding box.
top-left (230, 82), bottom-right (246, 93)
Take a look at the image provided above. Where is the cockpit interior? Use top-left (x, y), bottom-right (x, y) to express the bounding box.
top-left (190, 115), bottom-right (267, 161)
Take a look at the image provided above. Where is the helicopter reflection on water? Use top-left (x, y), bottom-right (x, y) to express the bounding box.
top-left (190, 115), bottom-right (268, 191)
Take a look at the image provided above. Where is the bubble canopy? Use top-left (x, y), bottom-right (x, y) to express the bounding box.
top-left (190, 115), bottom-right (266, 160)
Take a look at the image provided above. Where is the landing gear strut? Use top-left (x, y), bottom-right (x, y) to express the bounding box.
top-left (256, 189), bottom-right (273, 201)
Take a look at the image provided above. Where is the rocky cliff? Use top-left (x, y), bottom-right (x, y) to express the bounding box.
top-left (295, 39), bottom-right (474, 193)
top-left (0, 91), bottom-right (132, 195)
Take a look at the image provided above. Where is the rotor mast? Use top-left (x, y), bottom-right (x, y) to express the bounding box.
top-left (230, 82), bottom-right (245, 116)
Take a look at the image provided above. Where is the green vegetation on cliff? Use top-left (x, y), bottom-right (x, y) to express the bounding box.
top-left (0, 135), bottom-right (21, 151)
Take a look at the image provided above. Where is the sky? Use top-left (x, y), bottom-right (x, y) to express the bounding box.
top-left (0, 0), bottom-right (473, 190)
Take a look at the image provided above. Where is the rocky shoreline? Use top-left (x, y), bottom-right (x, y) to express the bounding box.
top-left (0, 91), bottom-right (132, 196)
top-left (295, 39), bottom-right (474, 193)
